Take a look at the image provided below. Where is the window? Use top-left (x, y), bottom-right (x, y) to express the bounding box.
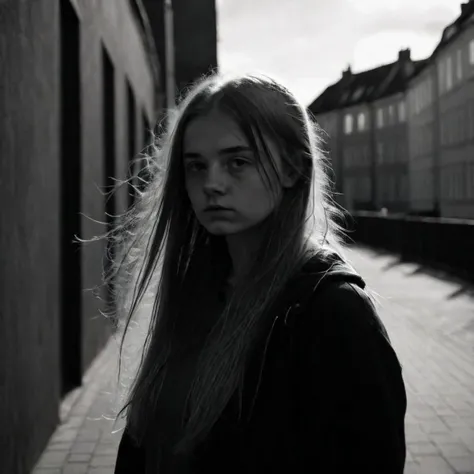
top-left (398, 101), bottom-right (406, 122)
top-left (377, 108), bottom-right (384, 128)
top-left (352, 86), bottom-right (365, 102)
top-left (445, 25), bottom-right (457, 42)
top-left (456, 49), bottom-right (463, 81)
top-left (344, 114), bottom-right (353, 134)
top-left (357, 112), bottom-right (366, 131)
top-left (388, 105), bottom-right (395, 124)
top-left (446, 56), bottom-right (453, 91)
top-left (470, 40), bottom-right (474, 65)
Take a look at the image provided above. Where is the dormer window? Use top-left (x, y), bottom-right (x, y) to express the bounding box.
top-left (444, 25), bottom-right (457, 42)
top-left (352, 86), bottom-right (365, 102)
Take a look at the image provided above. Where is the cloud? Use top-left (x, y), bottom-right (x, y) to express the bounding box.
top-left (354, 1), bottom-right (460, 36)
top-left (217, 0), bottom-right (462, 106)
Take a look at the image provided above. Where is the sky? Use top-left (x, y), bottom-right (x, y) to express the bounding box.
top-left (216, 0), bottom-right (462, 106)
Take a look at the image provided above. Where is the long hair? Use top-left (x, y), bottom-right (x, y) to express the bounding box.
top-left (81, 72), bottom-right (351, 461)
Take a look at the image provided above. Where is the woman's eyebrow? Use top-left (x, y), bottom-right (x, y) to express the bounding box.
top-left (183, 145), bottom-right (254, 160)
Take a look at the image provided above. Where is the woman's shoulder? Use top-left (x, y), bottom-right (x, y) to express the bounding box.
top-left (311, 280), bottom-right (385, 335)
top-left (293, 276), bottom-right (404, 375)
top-left (292, 251), bottom-right (392, 347)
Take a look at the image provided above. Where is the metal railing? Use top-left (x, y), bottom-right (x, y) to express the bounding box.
top-left (346, 211), bottom-right (474, 283)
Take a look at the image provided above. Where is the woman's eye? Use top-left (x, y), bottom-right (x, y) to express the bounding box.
top-left (229, 157), bottom-right (251, 169)
top-left (186, 161), bottom-right (205, 172)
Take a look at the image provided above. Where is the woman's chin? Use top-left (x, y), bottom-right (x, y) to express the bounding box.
top-left (204, 224), bottom-right (236, 236)
top-left (202, 221), bottom-right (243, 236)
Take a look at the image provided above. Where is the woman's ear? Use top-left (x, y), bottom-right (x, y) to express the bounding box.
top-left (281, 164), bottom-right (299, 188)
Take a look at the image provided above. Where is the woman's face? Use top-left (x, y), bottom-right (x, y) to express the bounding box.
top-left (182, 109), bottom-right (294, 236)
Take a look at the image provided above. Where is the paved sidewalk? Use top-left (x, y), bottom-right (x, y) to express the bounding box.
top-left (32, 246), bottom-right (474, 473)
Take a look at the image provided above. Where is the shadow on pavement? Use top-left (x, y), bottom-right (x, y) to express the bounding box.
top-left (403, 263), bottom-right (474, 301)
top-left (352, 245), bottom-right (474, 301)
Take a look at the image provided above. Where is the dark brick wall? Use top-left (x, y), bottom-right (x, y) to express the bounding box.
top-left (0, 0), bottom-right (159, 472)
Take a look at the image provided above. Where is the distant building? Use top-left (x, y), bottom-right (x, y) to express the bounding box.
top-left (310, 0), bottom-right (474, 219)
top-left (309, 51), bottom-right (424, 212)
top-left (432, 1), bottom-right (474, 219)
top-left (406, 61), bottom-right (438, 216)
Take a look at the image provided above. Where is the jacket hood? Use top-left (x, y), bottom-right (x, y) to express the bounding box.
top-left (277, 251), bottom-right (366, 327)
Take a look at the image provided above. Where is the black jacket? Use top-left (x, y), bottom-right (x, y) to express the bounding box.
top-left (115, 253), bottom-right (407, 473)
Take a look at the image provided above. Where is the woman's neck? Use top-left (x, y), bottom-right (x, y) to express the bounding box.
top-left (225, 228), bottom-right (262, 282)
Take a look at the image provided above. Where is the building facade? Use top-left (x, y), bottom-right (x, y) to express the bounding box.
top-left (309, 1), bottom-right (474, 219)
top-left (372, 91), bottom-right (409, 212)
top-left (434, 8), bottom-right (474, 219)
top-left (0, 1), bottom-right (160, 472)
top-left (407, 64), bottom-right (438, 215)
top-left (341, 102), bottom-right (373, 210)
top-left (309, 51), bottom-right (422, 213)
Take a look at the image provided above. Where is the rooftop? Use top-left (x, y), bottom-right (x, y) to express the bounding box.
top-left (309, 50), bottom-right (424, 114)
top-left (309, 1), bottom-right (474, 114)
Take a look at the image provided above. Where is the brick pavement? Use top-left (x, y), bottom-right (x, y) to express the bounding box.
top-left (31, 246), bottom-right (474, 473)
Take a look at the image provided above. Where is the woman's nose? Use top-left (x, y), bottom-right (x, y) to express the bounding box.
top-left (203, 163), bottom-right (227, 195)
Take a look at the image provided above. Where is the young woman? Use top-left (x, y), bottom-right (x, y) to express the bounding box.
top-left (109, 73), bottom-right (407, 473)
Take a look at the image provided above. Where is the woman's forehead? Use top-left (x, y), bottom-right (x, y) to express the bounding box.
top-left (182, 112), bottom-right (251, 154)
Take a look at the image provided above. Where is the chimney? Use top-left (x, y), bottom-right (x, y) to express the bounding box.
top-left (461, 2), bottom-right (469, 14)
top-left (398, 48), bottom-right (411, 62)
top-left (342, 65), bottom-right (352, 82)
